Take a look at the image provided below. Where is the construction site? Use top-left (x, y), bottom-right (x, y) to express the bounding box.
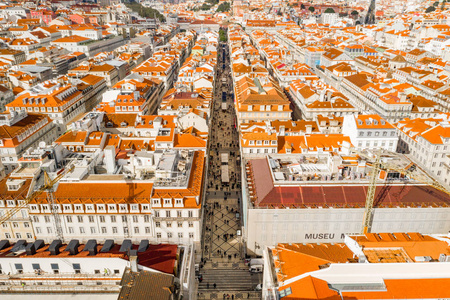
top-left (242, 150), bottom-right (450, 255)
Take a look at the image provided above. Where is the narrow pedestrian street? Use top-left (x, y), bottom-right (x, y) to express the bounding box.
top-left (196, 37), bottom-right (262, 299)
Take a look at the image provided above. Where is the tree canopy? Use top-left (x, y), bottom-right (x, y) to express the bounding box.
top-left (219, 28), bottom-right (227, 42)
top-left (425, 5), bottom-right (436, 12)
top-left (351, 10), bottom-right (359, 15)
top-left (216, 1), bottom-right (230, 12)
top-left (324, 7), bottom-right (335, 13)
top-left (125, 1), bottom-right (166, 22)
top-left (308, 6), bottom-right (315, 12)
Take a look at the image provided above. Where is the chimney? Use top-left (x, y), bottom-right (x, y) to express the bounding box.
top-left (399, 92), bottom-right (407, 102)
top-left (129, 250), bottom-right (138, 272)
top-left (305, 125), bottom-right (312, 134)
top-left (326, 90), bottom-right (333, 102)
top-left (104, 145), bottom-right (116, 174)
top-left (279, 125), bottom-right (285, 136)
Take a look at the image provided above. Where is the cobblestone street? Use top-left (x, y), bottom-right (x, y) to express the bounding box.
top-left (196, 37), bottom-right (262, 299)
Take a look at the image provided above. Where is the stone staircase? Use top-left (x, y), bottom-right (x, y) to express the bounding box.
top-left (198, 269), bottom-right (256, 291)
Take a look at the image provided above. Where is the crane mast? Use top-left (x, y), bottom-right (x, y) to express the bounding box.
top-left (362, 155), bottom-right (380, 234)
top-left (45, 171), bottom-right (64, 241)
top-left (0, 165), bottom-right (74, 243)
top-left (355, 150), bottom-right (450, 235)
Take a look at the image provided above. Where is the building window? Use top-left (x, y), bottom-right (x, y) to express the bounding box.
top-left (51, 263), bottom-right (59, 274)
top-left (90, 227), bottom-right (96, 234)
top-left (15, 263), bottom-right (23, 273)
top-left (24, 222), bottom-right (30, 228)
top-left (111, 216), bottom-right (116, 222)
top-left (15, 233), bottom-right (21, 239)
top-left (177, 210), bottom-right (182, 218)
top-left (99, 216), bottom-right (105, 223)
top-left (36, 227), bottom-right (41, 234)
top-left (165, 211), bottom-right (171, 218)
top-left (112, 227), bottom-right (118, 234)
top-left (145, 227), bottom-right (150, 234)
top-left (68, 227), bottom-right (74, 234)
top-left (32, 264), bottom-right (40, 270)
top-left (156, 233), bottom-right (161, 238)
top-left (33, 216), bottom-right (39, 222)
top-left (189, 232), bottom-right (194, 238)
top-left (132, 216), bottom-right (138, 223)
top-left (88, 216), bottom-right (94, 223)
top-left (5, 233), bottom-right (10, 239)
top-left (101, 227), bottom-right (107, 234)
top-left (166, 222), bottom-right (172, 228)
top-left (144, 215), bottom-right (150, 222)
top-left (44, 216), bottom-right (50, 223)
top-left (178, 222), bottom-right (183, 228)
top-left (134, 227), bottom-right (139, 234)
top-left (47, 227), bottom-right (52, 234)
top-left (26, 233), bottom-right (32, 239)
top-left (167, 233), bottom-right (172, 238)
top-left (155, 222), bottom-right (160, 227)
top-left (178, 233), bottom-right (183, 238)
top-left (73, 263), bottom-right (81, 274)
top-left (12, 222), bottom-right (18, 228)
top-left (66, 216), bottom-right (72, 223)
top-left (188, 221), bottom-right (193, 227)
top-left (154, 211), bottom-right (160, 217)
top-left (188, 211), bottom-right (193, 218)
top-left (77, 216), bottom-right (83, 223)
top-left (80, 227), bottom-right (85, 234)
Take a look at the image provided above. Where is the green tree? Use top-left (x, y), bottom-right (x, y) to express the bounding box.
top-left (219, 28), bottom-right (227, 42)
top-left (351, 10), bottom-right (359, 16)
top-left (201, 3), bottom-right (211, 10)
top-left (216, 1), bottom-right (230, 12)
top-left (308, 6), bottom-right (315, 13)
top-left (301, 3), bottom-right (305, 9)
top-left (324, 7), bottom-right (335, 13)
top-left (125, 1), bottom-right (166, 22)
top-left (433, 1), bottom-right (439, 6)
top-left (425, 5), bottom-right (436, 12)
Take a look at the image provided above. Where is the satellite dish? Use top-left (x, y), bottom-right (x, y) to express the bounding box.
top-left (39, 141), bottom-right (46, 148)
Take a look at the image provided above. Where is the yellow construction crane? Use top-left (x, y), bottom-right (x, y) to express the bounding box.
top-left (354, 150), bottom-right (450, 234)
top-left (0, 165), bottom-right (74, 241)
